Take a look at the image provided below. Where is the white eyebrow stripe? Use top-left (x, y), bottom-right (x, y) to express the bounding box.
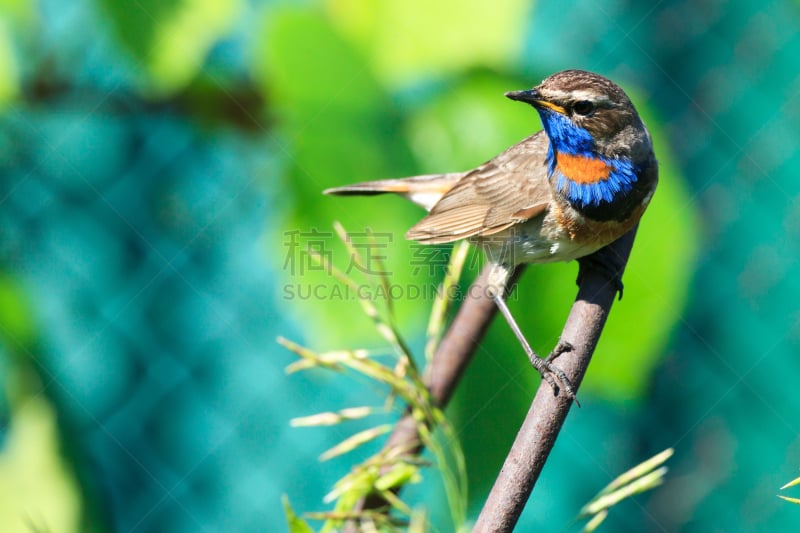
top-left (541, 88), bottom-right (612, 104)
top-left (544, 89), bottom-right (572, 99)
top-left (570, 89), bottom-right (602, 101)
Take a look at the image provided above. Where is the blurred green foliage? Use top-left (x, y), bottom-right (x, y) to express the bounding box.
top-left (325, 0), bottom-right (530, 84)
top-left (0, 275), bottom-right (34, 350)
top-left (98, 0), bottom-right (241, 93)
top-left (0, 385), bottom-right (82, 533)
top-left (0, 27), bottom-right (17, 106)
top-left (0, 0), bottom-right (30, 107)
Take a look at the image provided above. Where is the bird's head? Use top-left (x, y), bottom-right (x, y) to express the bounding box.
top-left (506, 70), bottom-right (658, 219)
top-left (505, 69), bottom-right (651, 162)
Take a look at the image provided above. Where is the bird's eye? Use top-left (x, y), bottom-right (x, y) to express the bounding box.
top-left (573, 100), bottom-right (595, 116)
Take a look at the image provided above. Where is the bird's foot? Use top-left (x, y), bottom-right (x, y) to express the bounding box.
top-left (577, 246), bottom-right (626, 300)
top-left (528, 347), bottom-right (579, 406)
top-left (546, 340), bottom-right (573, 363)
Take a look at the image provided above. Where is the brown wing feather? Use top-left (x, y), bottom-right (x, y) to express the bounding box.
top-left (406, 131), bottom-right (553, 244)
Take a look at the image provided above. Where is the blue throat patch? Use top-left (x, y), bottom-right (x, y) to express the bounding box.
top-left (538, 109), bottom-right (638, 209)
top-left (540, 109), bottom-right (595, 157)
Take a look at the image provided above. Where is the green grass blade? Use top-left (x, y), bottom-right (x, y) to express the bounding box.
top-left (425, 241), bottom-right (469, 361)
top-left (320, 424), bottom-right (393, 462)
top-left (283, 495), bottom-right (316, 533)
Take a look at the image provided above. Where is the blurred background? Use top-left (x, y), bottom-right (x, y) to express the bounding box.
top-left (0, 0), bottom-right (799, 531)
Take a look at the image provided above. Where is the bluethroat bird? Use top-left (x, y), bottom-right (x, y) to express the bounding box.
top-left (325, 70), bottom-right (658, 400)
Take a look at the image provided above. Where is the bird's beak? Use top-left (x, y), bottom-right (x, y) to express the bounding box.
top-left (505, 88), bottom-right (567, 115)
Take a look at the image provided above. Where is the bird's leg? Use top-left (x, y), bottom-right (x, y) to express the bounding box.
top-left (493, 296), bottom-right (577, 401)
top-left (576, 245), bottom-right (627, 300)
top-left (487, 264), bottom-right (576, 401)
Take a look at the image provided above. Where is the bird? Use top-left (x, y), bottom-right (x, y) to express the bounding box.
top-left (324, 69), bottom-right (658, 400)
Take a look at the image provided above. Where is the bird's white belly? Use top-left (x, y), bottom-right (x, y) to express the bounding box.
top-left (513, 235), bottom-right (602, 264)
top-left (479, 229), bottom-right (600, 265)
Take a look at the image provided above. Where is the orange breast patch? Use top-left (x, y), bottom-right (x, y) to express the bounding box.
top-left (556, 153), bottom-right (612, 184)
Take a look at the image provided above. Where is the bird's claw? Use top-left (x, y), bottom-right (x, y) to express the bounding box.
top-left (528, 348), bottom-right (579, 407)
top-left (546, 340), bottom-right (573, 363)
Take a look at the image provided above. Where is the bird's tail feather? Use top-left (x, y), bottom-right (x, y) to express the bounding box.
top-left (323, 173), bottom-right (462, 211)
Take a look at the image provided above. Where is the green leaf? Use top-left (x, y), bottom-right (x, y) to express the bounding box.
top-left (781, 475), bottom-right (800, 490)
top-left (374, 463), bottom-right (421, 491)
top-left (779, 473), bottom-right (800, 505)
top-left (282, 495), bottom-right (316, 533)
top-left (290, 406), bottom-right (376, 427)
top-left (593, 448), bottom-right (673, 499)
top-left (582, 509), bottom-right (608, 533)
top-left (319, 424), bottom-right (393, 461)
top-left (579, 449), bottom-right (672, 531)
